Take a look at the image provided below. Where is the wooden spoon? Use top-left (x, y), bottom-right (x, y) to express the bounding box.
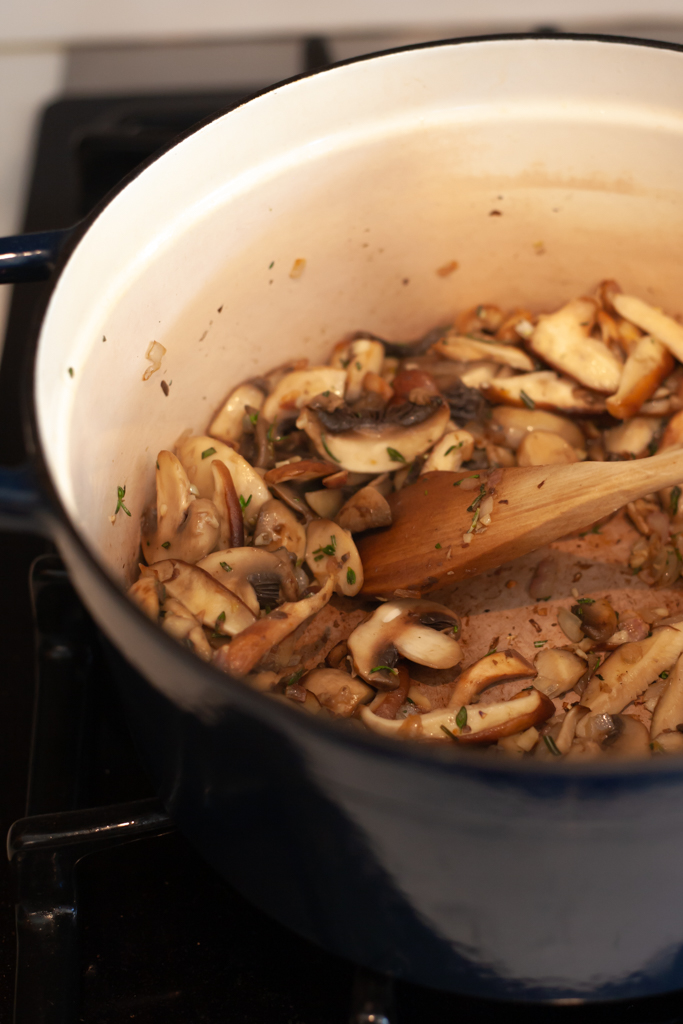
top-left (357, 451), bottom-right (683, 597)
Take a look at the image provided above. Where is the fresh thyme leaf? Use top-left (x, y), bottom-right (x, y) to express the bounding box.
top-left (312, 535), bottom-right (336, 563)
top-left (161, 541), bottom-right (170, 549)
top-left (201, 447), bottom-right (217, 459)
top-left (249, 411), bottom-right (259, 426)
top-left (215, 611), bottom-right (226, 627)
top-left (579, 524), bottom-right (602, 538)
top-left (520, 390), bottom-right (535, 410)
top-left (267, 423), bottom-right (275, 443)
top-left (672, 486), bottom-right (681, 516)
top-left (440, 724), bottom-right (458, 742)
top-left (285, 668), bottom-right (304, 687)
top-left (452, 624), bottom-right (459, 634)
top-left (596, 674), bottom-right (604, 680)
top-left (466, 484), bottom-right (486, 513)
top-left (68, 367), bottom-right (74, 378)
top-left (370, 665), bottom-right (398, 675)
top-left (534, 640), bottom-right (547, 647)
top-left (405, 697), bottom-right (415, 705)
top-left (660, 670), bottom-right (670, 679)
top-left (346, 567), bottom-right (356, 586)
top-left (543, 734), bottom-right (561, 756)
top-left (114, 485), bottom-right (132, 517)
top-left (239, 493), bottom-right (252, 510)
top-left (220, 561), bottom-right (232, 572)
top-left (468, 506), bottom-right (481, 534)
top-left (355, 361), bottom-right (362, 371)
top-left (321, 433), bottom-right (341, 463)
top-left (455, 706), bottom-right (467, 729)
top-left (156, 460), bottom-right (160, 470)
top-left (387, 447), bottom-right (406, 463)
top-left (435, 543), bottom-right (442, 549)
top-left (268, 260), bottom-right (274, 269)
top-left (577, 597), bottom-right (595, 605)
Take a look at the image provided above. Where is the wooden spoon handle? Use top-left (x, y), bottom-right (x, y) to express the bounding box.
top-left (358, 449), bottom-right (683, 597)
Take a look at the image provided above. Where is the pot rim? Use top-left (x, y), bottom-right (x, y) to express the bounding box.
top-left (23, 30), bottom-right (683, 783)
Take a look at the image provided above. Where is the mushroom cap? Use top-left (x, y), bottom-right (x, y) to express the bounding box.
top-left (304, 667), bottom-right (373, 716)
top-left (175, 435), bottom-right (269, 526)
top-left (253, 498), bottom-right (307, 561)
top-left (348, 598), bottom-right (461, 687)
top-left (147, 558), bottom-right (256, 636)
top-left (208, 382), bottom-right (265, 444)
top-left (305, 519), bottom-right (363, 596)
top-left (261, 366), bottom-right (346, 423)
top-left (297, 401), bottom-right (450, 473)
top-left (336, 486), bottom-right (392, 533)
top-left (141, 450), bottom-right (220, 564)
top-left (198, 546), bottom-right (299, 616)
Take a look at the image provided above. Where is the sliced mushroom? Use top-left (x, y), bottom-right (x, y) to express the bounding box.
top-left (303, 667), bottom-right (373, 717)
top-left (613, 292), bottom-right (683, 364)
top-left (214, 576), bottom-right (335, 678)
top-left (420, 429), bottom-right (475, 474)
top-left (297, 401), bottom-right (450, 473)
top-left (336, 486), bottom-right (392, 532)
top-left (516, 430), bottom-right (579, 467)
top-left (175, 435), bottom-right (269, 526)
top-left (211, 460), bottom-right (244, 549)
top-left (604, 417), bottom-right (662, 459)
top-left (261, 367), bottom-right (346, 423)
top-left (582, 623), bottom-right (683, 714)
top-left (305, 488), bottom-right (346, 519)
top-left (491, 406), bottom-right (585, 451)
top-left (128, 573), bottom-right (161, 621)
top-left (198, 546), bottom-right (299, 616)
top-left (147, 558), bottom-right (255, 636)
top-left (361, 687), bottom-right (554, 743)
top-left (651, 652), bottom-right (683, 737)
top-left (528, 298), bottom-right (623, 394)
top-left (603, 714), bottom-right (650, 759)
top-left (533, 647), bottom-right (586, 698)
top-left (605, 336), bottom-right (674, 420)
top-left (433, 333), bottom-right (535, 371)
top-left (482, 371), bottom-right (605, 414)
top-left (571, 598), bottom-right (618, 642)
top-left (659, 409), bottom-right (683, 451)
top-left (652, 731), bottom-right (683, 753)
top-left (344, 339), bottom-right (385, 402)
top-left (557, 607), bottom-right (584, 643)
top-left (208, 382), bottom-right (265, 444)
top-left (160, 595), bottom-right (213, 662)
top-left (264, 459), bottom-right (336, 486)
top-left (253, 498), bottom-right (306, 562)
top-left (554, 704), bottom-right (585, 754)
top-left (305, 519), bottom-right (363, 596)
top-left (348, 599), bottom-right (461, 689)
top-left (141, 450), bottom-right (220, 564)
top-left (447, 650), bottom-right (536, 707)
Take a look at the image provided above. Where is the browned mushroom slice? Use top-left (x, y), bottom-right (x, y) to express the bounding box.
top-left (128, 573), bottom-right (161, 621)
top-left (211, 460), bottom-right (244, 549)
top-left (528, 298), bottom-right (623, 394)
top-left (433, 333), bottom-right (535, 371)
top-left (264, 459), bottom-right (337, 485)
top-left (482, 371), bottom-right (605, 414)
top-left (175, 435), bottom-right (269, 526)
top-left (141, 450), bottom-right (220, 564)
top-left (491, 406), bottom-right (585, 451)
top-left (347, 599), bottom-right (461, 689)
top-left (305, 519), bottom-right (363, 596)
top-left (303, 668), bottom-right (374, 717)
top-left (605, 336), bottom-right (674, 420)
top-left (420, 429), bottom-right (475, 474)
top-left (582, 623), bottom-right (683, 714)
top-left (604, 417), bottom-right (663, 460)
top-left (361, 687), bottom-right (554, 742)
top-left (516, 430), bottom-right (579, 467)
top-left (659, 409), bottom-right (683, 452)
top-left (261, 367), bottom-right (347, 422)
top-left (296, 401), bottom-right (450, 474)
top-left (198, 546), bottom-right (299, 616)
top-left (322, 469), bottom-right (349, 488)
top-left (253, 498), bottom-right (307, 562)
top-left (208, 382), bottom-right (265, 444)
top-left (651, 653), bottom-right (683, 738)
top-left (603, 714), bottom-right (650, 758)
top-left (159, 596), bottom-right (213, 662)
top-left (612, 293), bottom-right (683, 363)
top-left (532, 647), bottom-right (587, 698)
top-left (147, 558), bottom-right (255, 636)
top-left (214, 576), bottom-right (335, 678)
top-left (447, 650), bottom-right (536, 707)
top-left (572, 598), bottom-right (618, 642)
top-left (336, 486), bottom-right (392, 533)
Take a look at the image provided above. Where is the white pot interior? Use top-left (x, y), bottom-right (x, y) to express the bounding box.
top-left (35, 36), bottom-right (683, 585)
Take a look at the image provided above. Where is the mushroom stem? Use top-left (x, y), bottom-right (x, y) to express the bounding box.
top-left (212, 460), bottom-right (244, 548)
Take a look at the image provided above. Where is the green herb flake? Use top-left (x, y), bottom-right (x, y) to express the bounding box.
top-left (452, 624), bottom-right (459, 634)
top-left (534, 640), bottom-right (547, 647)
top-left (671, 486), bottom-right (681, 516)
top-left (249, 411), bottom-right (259, 426)
top-left (466, 484), bottom-right (486, 514)
top-left (543, 734), bottom-right (561, 756)
top-left (648, 439), bottom-right (659, 457)
top-left (156, 460), bottom-right (160, 470)
top-left (285, 668), bottom-right (305, 687)
top-left (355, 361), bottom-right (362, 371)
top-left (220, 561), bottom-right (232, 572)
top-left (440, 724), bottom-right (458, 742)
top-left (520, 390), bottom-right (536, 410)
top-left (346, 567), bottom-right (356, 586)
top-left (579, 524), bottom-right (602, 538)
top-left (268, 260), bottom-right (274, 269)
top-left (370, 665), bottom-right (398, 675)
top-left (68, 367), bottom-right (74, 378)
top-left (455, 706), bottom-right (467, 730)
top-left (596, 674), bottom-right (604, 681)
top-left (435, 543), bottom-right (442, 549)
top-left (660, 670), bottom-right (670, 679)
top-left (114, 485), bottom-right (131, 517)
top-left (313, 535), bottom-right (337, 561)
top-left (201, 447), bottom-right (217, 459)
top-left (577, 597), bottom-right (595, 605)
top-left (632, 566), bottom-right (643, 575)
top-left (215, 610), bottom-right (226, 627)
top-left (267, 424), bottom-right (276, 443)
top-left (161, 541), bottom-right (170, 549)
top-left (387, 447), bottom-right (406, 463)
top-left (239, 493), bottom-right (252, 511)
top-left (321, 433), bottom-right (341, 463)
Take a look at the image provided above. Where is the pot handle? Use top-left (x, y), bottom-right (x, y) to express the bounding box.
top-left (0, 227), bottom-right (72, 283)
top-left (0, 464), bottom-right (51, 535)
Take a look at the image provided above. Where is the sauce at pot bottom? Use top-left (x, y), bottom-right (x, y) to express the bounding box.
top-left (128, 279), bottom-right (683, 760)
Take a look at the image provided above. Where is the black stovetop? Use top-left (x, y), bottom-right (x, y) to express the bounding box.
top-left (2, 42), bottom-right (683, 1024)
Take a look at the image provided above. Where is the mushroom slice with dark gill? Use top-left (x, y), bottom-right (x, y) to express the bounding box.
top-left (448, 650), bottom-right (536, 707)
top-left (141, 450), bottom-right (220, 564)
top-left (175, 434), bottom-right (270, 527)
top-left (198, 546), bottom-right (298, 615)
top-left (145, 558), bottom-right (255, 636)
top-left (347, 599), bottom-right (461, 689)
